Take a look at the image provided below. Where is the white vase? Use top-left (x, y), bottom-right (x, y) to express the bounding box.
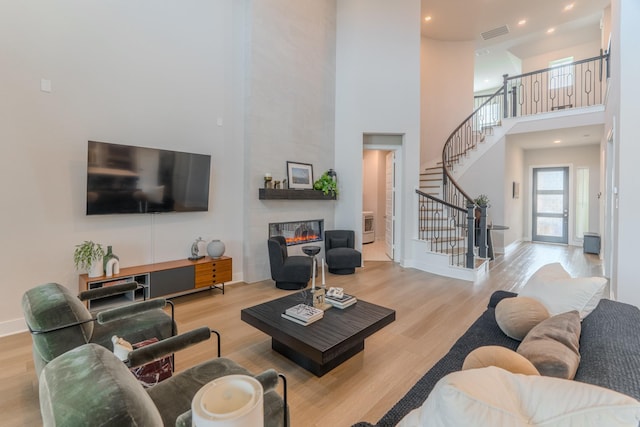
top-left (88, 256), bottom-right (104, 278)
top-left (207, 240), bottom-right (226, 258)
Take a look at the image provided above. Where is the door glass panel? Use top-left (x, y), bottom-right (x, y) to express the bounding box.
top-left (536, 194), bottom-right (564, 213)
top-left (537, 170), bottom-right (564, 190)
top-left (536, 217), bottom-right (564, 237)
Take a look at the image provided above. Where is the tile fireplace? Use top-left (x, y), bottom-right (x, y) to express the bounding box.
top-left (269, 219), bottom-right (324, 246)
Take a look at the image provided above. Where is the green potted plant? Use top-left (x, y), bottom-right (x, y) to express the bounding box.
top-left (74, 240), bottom-right (105, 278)
top-left (313, 172), bottom-right (338, 196)
top-left (474, 194), bottom-right (490, 207)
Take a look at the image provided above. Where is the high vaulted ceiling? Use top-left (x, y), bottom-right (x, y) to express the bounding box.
top-left (421, 0), bottom-right (610, 92)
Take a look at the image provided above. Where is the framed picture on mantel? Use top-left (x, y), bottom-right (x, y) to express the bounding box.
top-left (287, 161), bottom-right (313, 189)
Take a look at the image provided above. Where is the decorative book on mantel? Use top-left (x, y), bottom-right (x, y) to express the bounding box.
top-left (282, 303), bottom-right (324, 325)
top-left (325, 293), bottom-right (357, 309)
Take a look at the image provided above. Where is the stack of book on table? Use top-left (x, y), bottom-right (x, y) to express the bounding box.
top-left (325, 293), bottom-right (357, 309)
top-left (281, 303), bottom-right (324, 326)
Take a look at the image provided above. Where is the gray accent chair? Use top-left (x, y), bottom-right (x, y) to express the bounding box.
top-left (267, 236), bottom-right (313, 290)
top-left (22, 282), bottom-right (175, 375)
top-left (325, 230), bottom-right (362, 274)
top-left (39, 342), bottom-right (288, 426)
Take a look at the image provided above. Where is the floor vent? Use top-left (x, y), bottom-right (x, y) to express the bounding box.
top-left (481, 25), bottom-right (510, 41)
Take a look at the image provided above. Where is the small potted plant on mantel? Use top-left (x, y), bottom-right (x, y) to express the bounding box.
top-left (73, 240), bottom-right (105, 278)
top-left (313, 172), bottom-right (338, 197)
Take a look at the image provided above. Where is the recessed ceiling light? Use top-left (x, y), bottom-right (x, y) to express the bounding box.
top-left (564, 3), bottom-right (575, 11)
top-left (484, 79), bottom-right (490, 83)
top-left (424, 16), bottom-right (432, 22)
top-left (547, 27), bottom-right (556, 34)
top-left (553, 140), bottom-right (562, 144)
top-left (518, 19), bottom-right (527, 26)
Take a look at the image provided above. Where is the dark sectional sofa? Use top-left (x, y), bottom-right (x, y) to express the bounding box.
top-left (356, 290), bottom-right (640, 426)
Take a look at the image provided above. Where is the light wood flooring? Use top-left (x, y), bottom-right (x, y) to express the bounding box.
top-left (1, 242), bottom-right (602, 427)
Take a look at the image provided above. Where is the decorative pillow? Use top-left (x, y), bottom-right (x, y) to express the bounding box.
top-left (526, 262), bottom-right (571, 282)
top-left (330, 237), bottom-right (349, 248)
top-left (517, 310), bottom-right (581, 379)
top-left (462, 346), bottom-right (540, 376)
top-left (396, 366), bottom-right (640, 427)
top-left (519, 263), bottom-right (608, 318)
top-left (495, 296), bottom-right (550, 340)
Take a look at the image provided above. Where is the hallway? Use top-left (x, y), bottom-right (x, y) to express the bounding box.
top-left (362, 239), bottom-right (392, 262)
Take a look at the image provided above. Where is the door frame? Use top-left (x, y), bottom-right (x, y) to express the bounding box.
top-left (363, 136), bottom-right (403, 263)
top-left (528, 163), bottom-right (574, 245)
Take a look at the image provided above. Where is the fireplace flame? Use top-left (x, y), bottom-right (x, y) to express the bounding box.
top-left (285, 234), bottom-right (319, 245)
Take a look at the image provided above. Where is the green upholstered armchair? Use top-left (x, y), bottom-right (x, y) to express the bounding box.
top-left (22, 282), bottom-right (175, 375)
top-left (39, 343), bottom-right (289, 427)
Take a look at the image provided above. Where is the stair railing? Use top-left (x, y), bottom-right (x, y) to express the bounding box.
top-left (416, 189), bottom-right (478, 268)
top-left (442, 86), bottom-right (505, 212)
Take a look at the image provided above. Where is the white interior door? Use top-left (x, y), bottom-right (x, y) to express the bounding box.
top-left (385, 151), bottom-right (395, 259)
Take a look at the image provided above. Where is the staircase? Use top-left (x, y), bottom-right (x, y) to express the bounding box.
top-left (419, 165), bottom-right (443, 197)
top-left (409, 52), bottom-right (610, 282)
top-left (416, 166), bottom-right (491, 281)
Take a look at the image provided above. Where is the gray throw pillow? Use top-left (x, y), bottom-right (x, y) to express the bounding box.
top-left (517, 310), bottom-right (581, 379)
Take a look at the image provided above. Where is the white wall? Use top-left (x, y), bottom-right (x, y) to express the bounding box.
top-left (242, 0), bottom-right (337, 282)
top-left (611, 0), bottom-right (640, 306)
top-left (504, 141), bottom-right (525, 247)
top-left (335, 0), bottom-right (421, 264)
top-left (0, 1), bottom-right (244, 335)
top-left (421, 38), bottom-right (475, 166)
top-left (521, 40), bottom-right (602, 73)
top-left (458, 141), bottom-right (507, 251)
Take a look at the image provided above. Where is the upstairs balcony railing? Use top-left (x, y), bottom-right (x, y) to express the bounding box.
top-left (503, 52), bottom-right (609, 118)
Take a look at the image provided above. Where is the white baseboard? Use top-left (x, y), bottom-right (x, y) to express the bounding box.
top-left (0, 318), bottom-right (28, 338)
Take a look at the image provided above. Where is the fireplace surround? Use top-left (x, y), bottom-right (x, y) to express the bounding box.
top-left (269, 219), bottom-right (324, 246)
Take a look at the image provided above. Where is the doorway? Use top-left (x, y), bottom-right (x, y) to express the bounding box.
top-left (362, 134), bottom-right (402, 262)
top-left (532, 167), bottom-right (569, 244)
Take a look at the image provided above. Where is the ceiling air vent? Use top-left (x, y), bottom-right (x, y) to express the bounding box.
top-left (481, 25), bottom-right (510, 41)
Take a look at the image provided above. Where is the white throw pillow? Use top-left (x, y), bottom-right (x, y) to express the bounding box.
top-left (519, 263), bottom-right (607, 319)
top-left (396, 366), bottom-right (640, 427)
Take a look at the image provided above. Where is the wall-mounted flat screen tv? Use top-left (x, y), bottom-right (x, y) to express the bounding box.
top-left (86, 141), bottom-right (211, 215)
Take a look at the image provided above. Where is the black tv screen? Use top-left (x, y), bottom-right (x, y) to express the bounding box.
top-left (86, 141), bottom-right (211, 215)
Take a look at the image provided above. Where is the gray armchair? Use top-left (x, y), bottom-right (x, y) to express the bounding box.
top-left (267, 236), bottom-right (313, 290)
top-left (324, 230), bottom-right (362, 274)
top-left (22, 282), bottom-right (175, 375)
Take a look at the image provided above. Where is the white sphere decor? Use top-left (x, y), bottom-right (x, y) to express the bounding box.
top-left (207, 240), bottom-right (226, 258)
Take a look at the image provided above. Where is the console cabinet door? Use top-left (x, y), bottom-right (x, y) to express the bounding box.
top-left (149, 266), bottom-right (194, 298)
top-left (195, 258), bottom-right (232, 289)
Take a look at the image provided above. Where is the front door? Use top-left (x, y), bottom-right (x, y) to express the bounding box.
top-left (532, 167), bottom-right (569, 244)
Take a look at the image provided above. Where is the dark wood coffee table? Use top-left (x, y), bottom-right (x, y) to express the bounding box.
top-left (241, 291), bottom-right (395, 376)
